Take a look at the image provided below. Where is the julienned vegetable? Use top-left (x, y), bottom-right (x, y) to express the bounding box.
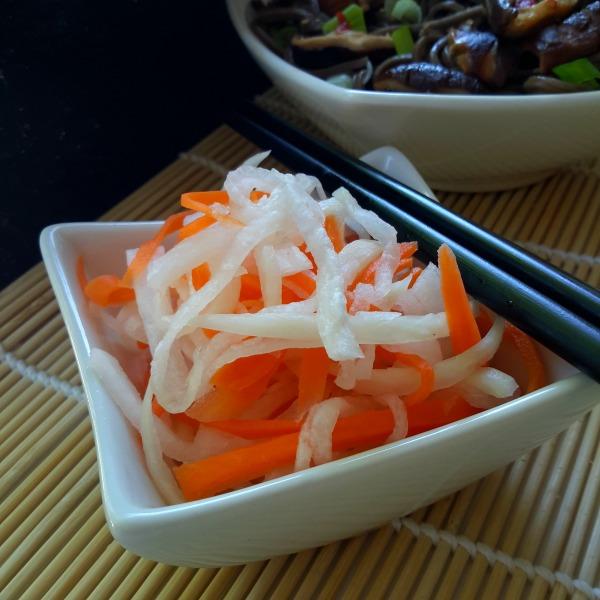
top-left (86, 153), bottom-right (546, 504)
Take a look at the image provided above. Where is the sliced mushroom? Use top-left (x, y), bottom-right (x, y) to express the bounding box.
top-left (446, 27), bottom-right (512, 86)
top-left (530, 0), bottom-right (600, 72)
top-left (291, 31), bottom-right (395, 69)
top-left (523, 75), bottom-right (596, 92)
top-left (373, 61), bottom-right (486, 93)
top-left (485, 0), bottom-right (579, 37)
top-left (292, 31), bottom-right (395, 52)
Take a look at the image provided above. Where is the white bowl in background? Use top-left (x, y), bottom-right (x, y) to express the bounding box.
top-left (227, 0), bottom-right (600, 192)
top-left (40, 220), bottom-right (599, 567)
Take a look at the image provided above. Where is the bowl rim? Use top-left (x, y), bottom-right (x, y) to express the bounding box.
top-left (226, 0), bottom-right (600, 106)
top-left (40, 221), bottom-right (598, 530)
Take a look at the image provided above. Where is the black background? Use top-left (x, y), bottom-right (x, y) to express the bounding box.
top-left (1, 2), bottom-right (268, 288)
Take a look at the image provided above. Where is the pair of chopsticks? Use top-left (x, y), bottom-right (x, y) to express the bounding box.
top-left (227, 102), bottom-right (600, 381)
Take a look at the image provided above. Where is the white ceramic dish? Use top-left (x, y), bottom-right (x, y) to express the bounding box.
top-left (40, 219), bottom-right (599, 567)
top-left (227, 0), bottom-right (600, 192)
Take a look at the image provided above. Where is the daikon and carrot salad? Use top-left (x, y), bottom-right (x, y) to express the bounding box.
top-left (83, 152), bottom-right (545, 504)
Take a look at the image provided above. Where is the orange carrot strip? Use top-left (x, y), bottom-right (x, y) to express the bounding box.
top-left (504, 323), bottom-right (546, 393)
top-left (178, 214), bottom-right (216, 241)
top-left (394, 352), bottom-right (434, 407)
top-left (211, 353), bottom-right (283, 392)
top-left (324, 214), bottom-right (344, 253)
top-left (407, 267), bottom-right (423, 289)
top-left (173, 409), bottom-right (394, 500)
top-left (405, 388), bottom-right (478, 435)
top-left (374, 345), bottom-right (397, 368)
top-left (187, 373), bottom-right (274, 422)
top-left (121, 211), bottom-right (190, 287)
top-left (283, 272), bottom-right (316, 296)
top-left (239, 274), bottom-right (263, 301)
top-left (84, 275), bottom-right (135, 307)
top-left (205, 419), bottom-right (300, 439)
top-left (438, 244), bottom-right (480, 355)
top-left (250, 190), bottom-right (269, 202)
top-left (180, 193), bottom-right (242, 227)
top-left (298, 244), bottom-right (317, 272)
top-left (174, 395), bottom-right (482, 500)
top-left (191, 262), bottom-right (211, 291)
top-left (152, 397), bottom-right (166, 418)
top-left (181, 191), bottom-right (229, 205)
top-left (297, 347), bottom-right (330, 414)
top-left (76, 256), bottom-right (87, 292)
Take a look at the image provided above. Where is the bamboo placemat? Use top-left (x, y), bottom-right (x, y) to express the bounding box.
top-left (1, 93), bottom-right (599, 600)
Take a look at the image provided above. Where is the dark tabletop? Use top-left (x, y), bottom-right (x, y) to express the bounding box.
top-left (1, 1), bottom-right (269, 289)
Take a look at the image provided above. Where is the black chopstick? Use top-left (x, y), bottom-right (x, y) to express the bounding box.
top-left (227, 102), bottom-right (600, 381)
top-left (233, 102), bottom-right (600, 329)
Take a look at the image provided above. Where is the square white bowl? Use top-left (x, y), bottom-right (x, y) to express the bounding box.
top-left (40, 221), bottom-right (599, 567)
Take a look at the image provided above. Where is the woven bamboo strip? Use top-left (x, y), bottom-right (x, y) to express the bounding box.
top-left (130, 563), bottom-right (178, 599)
top-left (478, 437), bottom-right (562, 599)
top-left (0, 432), bottom-right (94, 547)
top-left (528, 408), bottom-right (600, 598)
top-left (199, 566), bottom-right (245, 599)
top-left (0, 402), bottom-right (87, 495)
top-left (0, 422), bottom-right (90, 520)
top-left (6, 493), bottom-right (104, 599)
top-left (4, 489), bottom-right (100, 598)
top-left (6, 317), bottom-right (67, 362)
top-left (86, 552), bottom-right (143, 598)
top-left (387, 495), bottom-right (457, 598)
top-left (155, 567), bottom-right (197, 600)
top-left (43, 517), bottom-right (113, 599)
top-left (245, 554), bottom-right (290, 599)
top-left (63, 542), bottom-right (128, 600)
top-left (0, 458), bottom-right (97, 588)
top-left (268, 548), bottom-right (318, 598)
top-left (176, 567), bottom-right (218, 599)
top-left (340, 529), bottom-right (395, 600)
top-left (0, 265), bottom-right (48, 311)
top-left (500, 418), bottom-right (586, 598)
top-left (436, 469), bottom-right (509, 599)
top-left (222, 561), bottom-right (266, 600)
top-left (0, 295), bottom-right (58, 344)
top-left (289, 540), bottom-right (343, 599)
top-left (410, 481), bottom-right (481, 598)
top-left (0, 366), bottom-right (78, 453)
top-left (311, 531), bottom-right (369, 599)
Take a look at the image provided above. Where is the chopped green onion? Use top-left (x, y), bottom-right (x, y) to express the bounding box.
top-left (327, 74), bottom-right (354, 88)
top-left (270, 25), bottom-right (298, 51)
top-left (391, 0), bottom-right (422, 23)
top-left (552, 58), bottom-right (600, 85)
top-left (392, 25), bottom-right (414, 55)
top-left (322, 15), bottom-right (339, 34)
top-left (343, 4), bottom-right (367, 33)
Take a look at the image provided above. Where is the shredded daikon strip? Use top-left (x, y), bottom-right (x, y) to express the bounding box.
top-left (147, 224), bottom-right (235, 291)
top-left (242, 150), bottom-right (271, 168)
top-left (275, 244), bottom-right (312, 276)
top-left (255, 244), bottom-right (282, 307)
top-left (131, 248), bottom-right (171, 353)
top-left (383, 340), bottom-right (443, 365)
top-left (461, 367), bottom-right (519, 409)
top-left (377, 394), bottom-right (408, 442)
top-left (151, 201), bottom-right (286, 412)
top-left (354, 316), bottom-right (505, 395)
top-left (387, 263), bottom-right (444, 315)
top-left (338, 239), bottom-right (383, 287)
top-left (332, 187), bottom-right (396, 245)
top-left (295, 397), bottom-right (348, 471)
top-left (193, 311), bottom-right (450, 345)
top-left (283, 180), bottom-right (362, 361)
